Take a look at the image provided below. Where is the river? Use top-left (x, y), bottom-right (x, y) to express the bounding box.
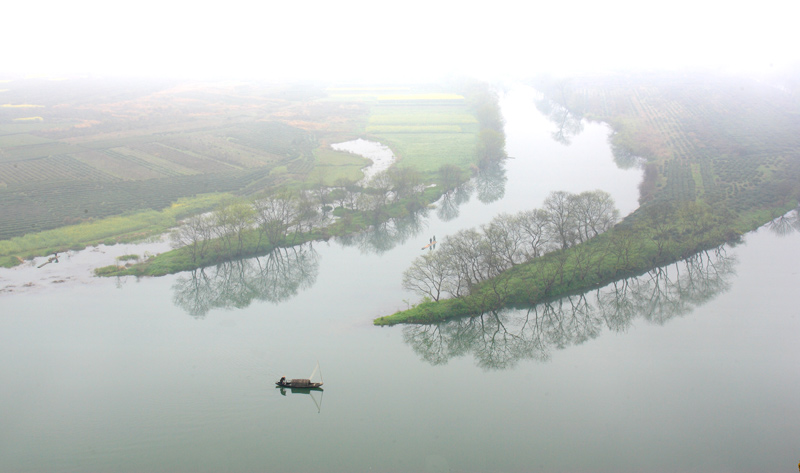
top-left (1, 85), bottom-right (798, 473)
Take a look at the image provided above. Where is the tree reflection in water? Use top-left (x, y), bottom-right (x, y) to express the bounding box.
top-left (534, 96), bottom-right (584, 146)
top-left (403, 246), bottom-right (737, 370)
top-left (766, 207), bottom-right (800, 237)
top-left (335, 209), bottom-right (429, 255)
top-left (172, 243), bottom-right (320, 317)
top-left (474, 160), bottom-right (507, 204)
top-left (437, 181), bottom-right (473, 222)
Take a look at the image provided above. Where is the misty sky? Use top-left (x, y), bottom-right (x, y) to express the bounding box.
top-left (3, 0), bottom-right (798, 81)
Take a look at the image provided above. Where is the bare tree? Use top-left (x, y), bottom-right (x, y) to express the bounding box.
top-left (331, 177), bottom-right (359, 210)
top-left (170, 213), bottom-right (214, 262)
top-left (572, 190), bottom-right (619, 243)
top-left (388, 167), bottom-right (423, 202)
top-left (212, 203), bottom-right (239, 252)
top-left (402, 251), bottom-right (453, 301)
top-left (292, 192), bottom-right (321, 240)
top-left (543, 190), bottom-right (578, 249)
top-left (219, 201), bottom-right (255, 255)
top-left (440, 229), bottom-right (492, 295)
top-left (357, 171), bottom-right (393, 223)
top-left (516, 208), bottom-right (551, 259)
top-left (252, 189), bottom-right (298, 248)
top-left (482, 213), bottom-right (526, 269)
top-left (310, 177), bottom-right (330, 211)
top-left (367, 170), bottom-right (393, 207)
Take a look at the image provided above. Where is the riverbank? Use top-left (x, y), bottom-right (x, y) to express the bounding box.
top-left (0, 193), bottom-right (233, 269)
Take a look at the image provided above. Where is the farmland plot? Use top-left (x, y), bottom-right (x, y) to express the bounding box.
top-left (0, 155), bottom-right (116, 185)
top-left (367, 98), bottom-right (479, 172)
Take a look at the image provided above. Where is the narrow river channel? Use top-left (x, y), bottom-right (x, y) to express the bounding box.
top-left (1, 85), bottom-right (798, 473)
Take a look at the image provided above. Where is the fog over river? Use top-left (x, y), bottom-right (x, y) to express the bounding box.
top-left (1, 85), bottom-right (798, 473)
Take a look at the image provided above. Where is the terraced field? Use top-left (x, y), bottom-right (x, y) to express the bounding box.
top-left (0, 78), bottom-right (355, 241)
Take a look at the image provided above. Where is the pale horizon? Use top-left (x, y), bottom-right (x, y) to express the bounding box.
top-left (3, 0), bottom-right (800, 82)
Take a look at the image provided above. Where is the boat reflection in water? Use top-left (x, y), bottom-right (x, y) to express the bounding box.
top-left (276, 387), bottom-right (324, 413)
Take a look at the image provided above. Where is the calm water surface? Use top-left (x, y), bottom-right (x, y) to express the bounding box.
top-left (1, 86), bottom-right (798, 473)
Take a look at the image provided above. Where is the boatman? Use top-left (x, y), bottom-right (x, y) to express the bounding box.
top-left (279, 376), bottom-right (286, 386)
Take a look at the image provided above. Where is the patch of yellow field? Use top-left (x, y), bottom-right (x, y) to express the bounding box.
top-left (327, 87), bottom-right (411, 92)
top-left (328, 93), bottom-right (382, 100)
top-left (365, 125), bottom-right (462, 133)
top-left (2, 104), bottom-right (45, 108)
top-left (377, 93), bottom-right (464, 101)
top-left (13, 116), bottom-right (44, 121)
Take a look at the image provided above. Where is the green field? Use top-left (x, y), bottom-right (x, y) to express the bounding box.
top-left (364, 98), bottom-right (482, 173)
top-left (375, 133), bottom-right (477, 172)
top-left (307, 148), bottom-right (368, 185)
top-left (368, 112), bottom-right (477, 125)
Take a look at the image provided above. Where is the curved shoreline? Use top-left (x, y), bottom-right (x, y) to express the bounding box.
top-left (331, 139), bottom-right (396, 183)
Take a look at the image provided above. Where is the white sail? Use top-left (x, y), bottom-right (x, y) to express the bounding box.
top-left (309, 361), bottom-right (319, 381)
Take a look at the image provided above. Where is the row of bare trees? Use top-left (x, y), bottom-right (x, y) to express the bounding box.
top-left (169, 166), bottom-right (431, 264)
top-left (169, 189), bottom-right (324, 263)
top-left (402, 190), bottom-right (620, 302)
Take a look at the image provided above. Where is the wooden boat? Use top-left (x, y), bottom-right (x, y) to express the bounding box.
top-left (275, 379), bottom-right (323, 389)
top-left (421, 240), bottom-right (437, 250)
top-left (276, 362), bottom-right (323, 389)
